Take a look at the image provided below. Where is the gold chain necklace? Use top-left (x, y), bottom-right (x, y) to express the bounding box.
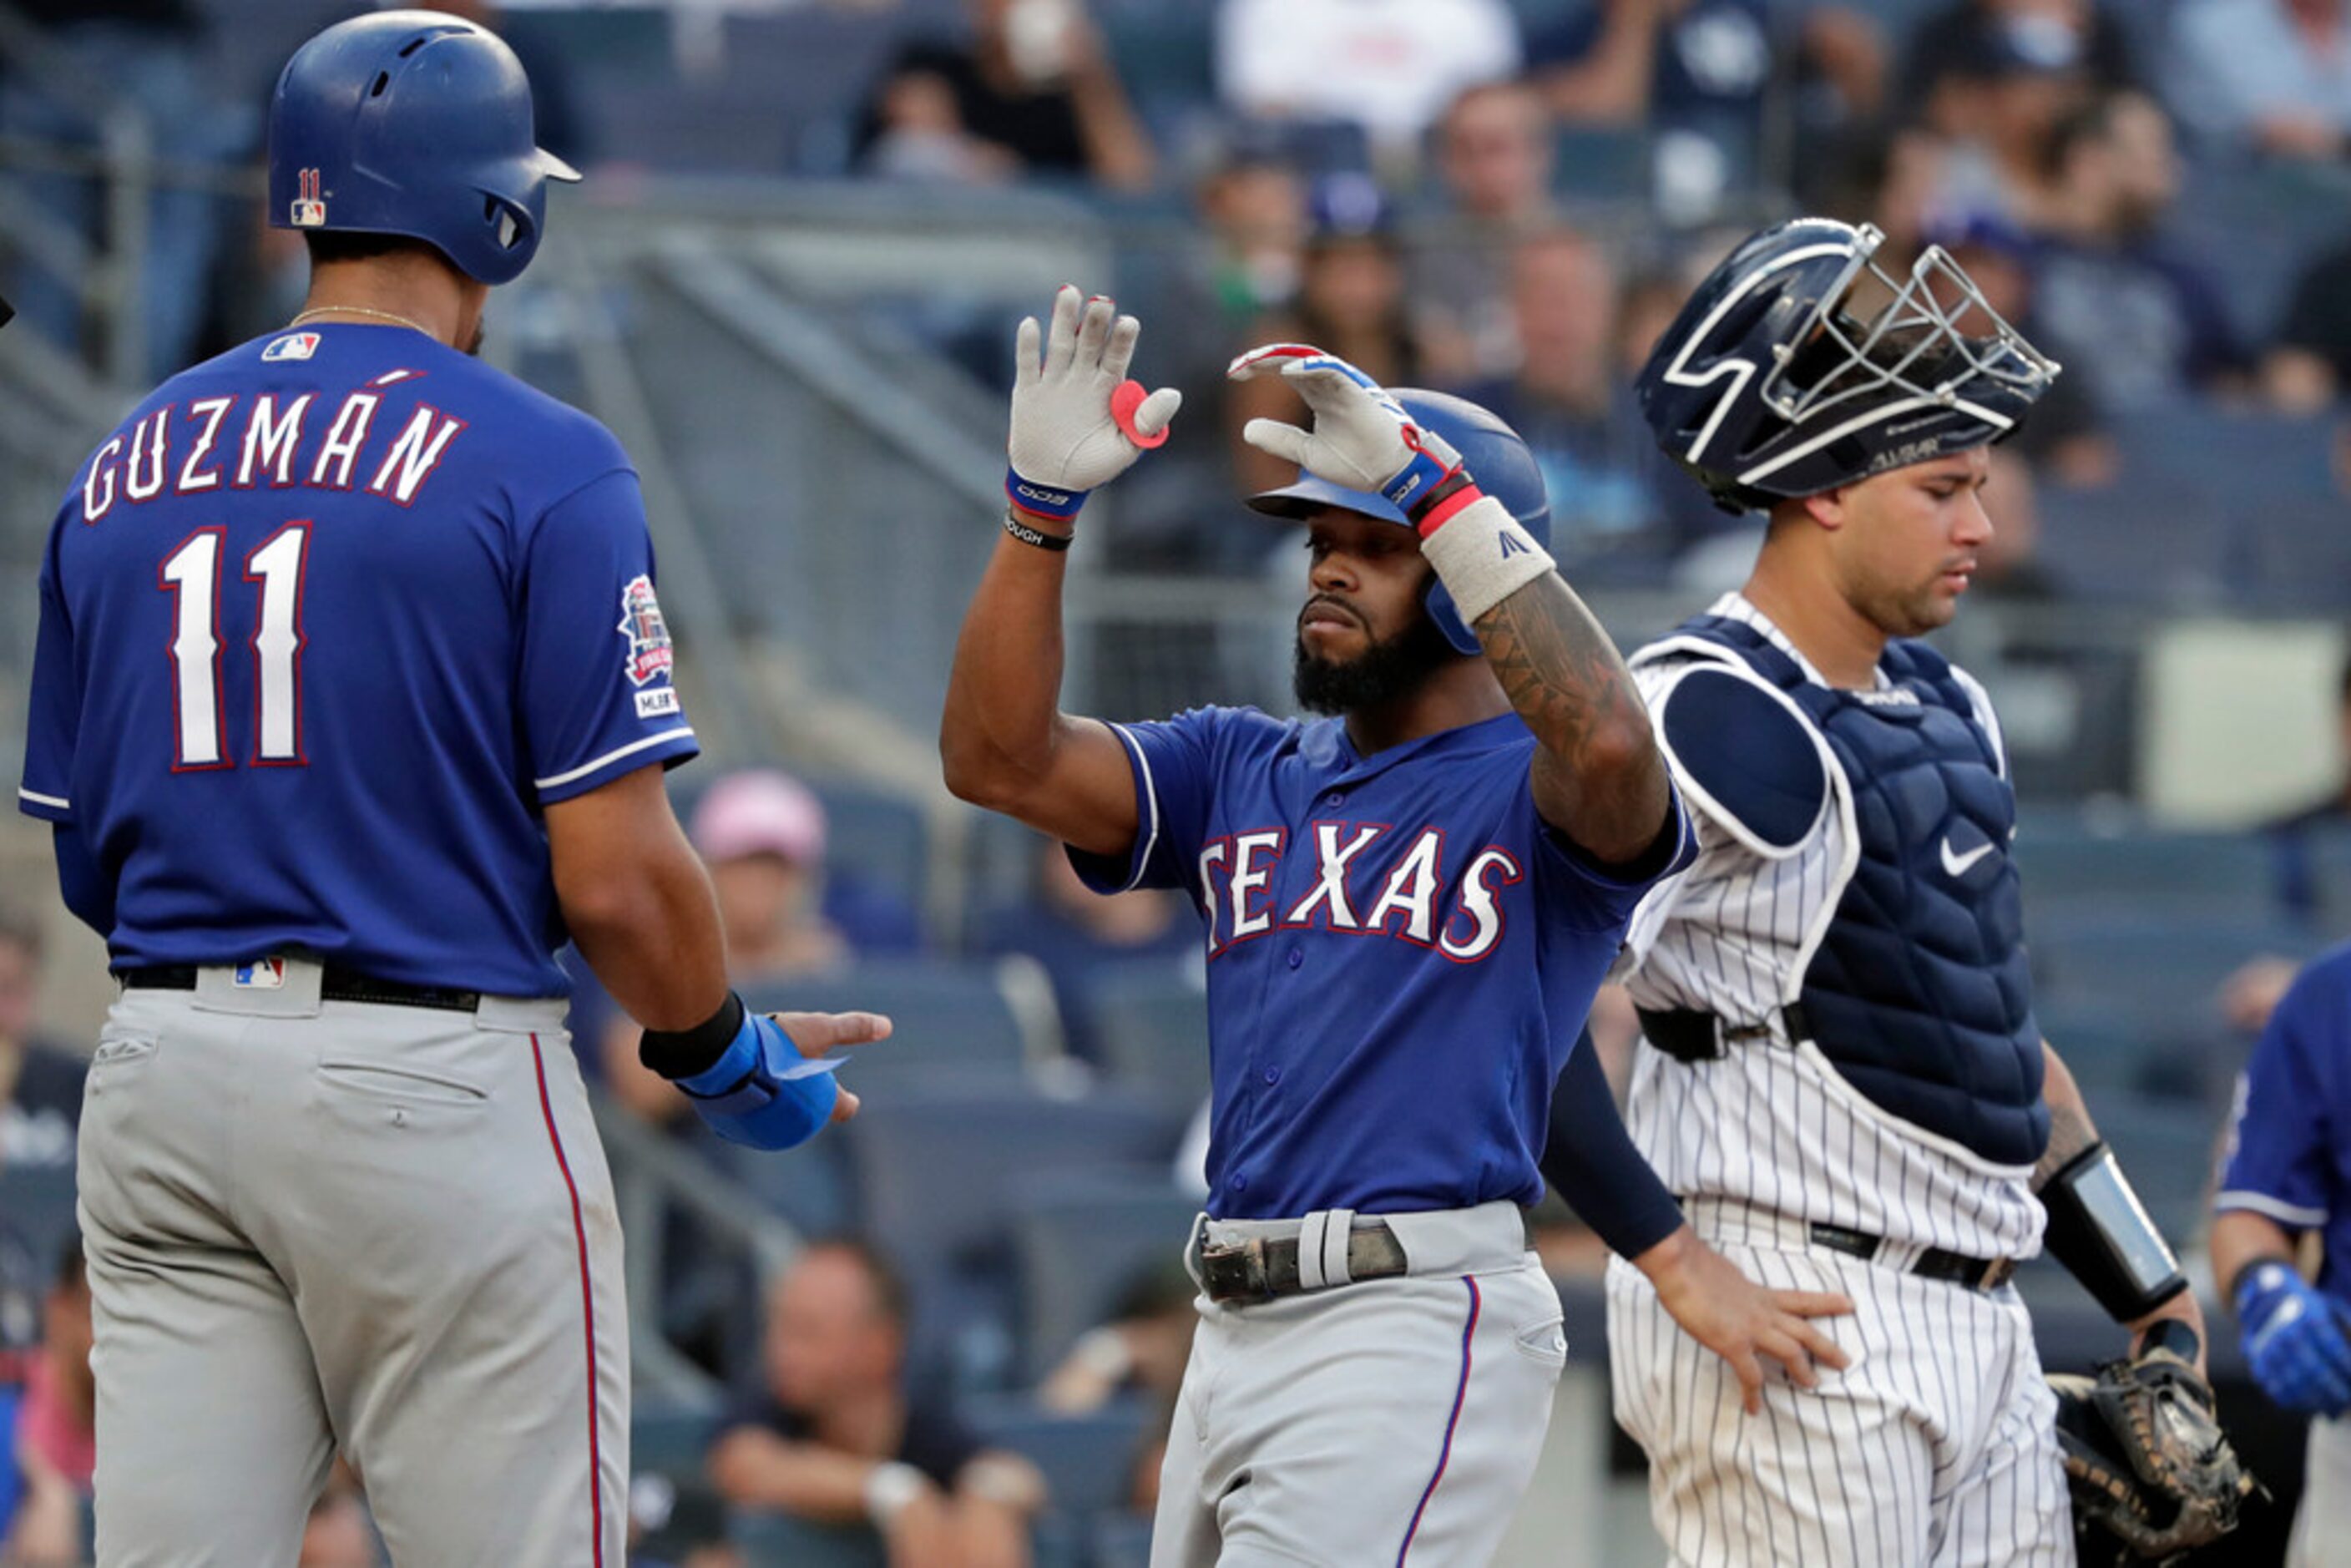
top-left (288, 305), bottom-right (437, 337)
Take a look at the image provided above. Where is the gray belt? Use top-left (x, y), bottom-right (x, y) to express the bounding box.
top-left (1198, 1219), bottom-right (1408, 1304)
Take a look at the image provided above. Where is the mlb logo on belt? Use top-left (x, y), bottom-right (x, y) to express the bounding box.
top-left (233, 959), bottom-right (288, 990)
top-left (290, 168), bottom-right (327, 228)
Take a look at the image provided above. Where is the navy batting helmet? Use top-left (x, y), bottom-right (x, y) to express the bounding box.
top-left (1247, 389), bottom-right (1550, 656)
top-left (1636, 218), bottom-right (2059, 516)
top-left (268, 10), bottom-right (579, 287)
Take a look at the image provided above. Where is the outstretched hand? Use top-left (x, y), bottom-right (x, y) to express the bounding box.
top-left (766, 1009), bottom-right (892, 1123)
top-left (1637, 1227), bottom-right (1854, 1416)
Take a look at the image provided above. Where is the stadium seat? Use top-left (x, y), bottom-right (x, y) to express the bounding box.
top-left (2035, 478), bottom-right (2232, 608)
top-left (843, 1088), bottom-right (1187, 1277)
top-left (1551, 126), bottom-right (1651, 202)
top-left (1083, 965), bottom-right (1211, 1114)
top-left (1014, 1171), bottom-right (1201, 1381)
top-left (809, 781), bottom-right (933, 927)
top-left (2234, 497), bottom-right (2351, 617)
top-left (2029, 914), bottom-right (2323, 1034)
top-left (631, 1403), bottom-right (722, 1480)
top-left (960, 811), bottom-right (1055, 949)
top-left (730, 1510), bottom-right (887, 1568)
top-left (2290, 826), bottom-right (2351, 938)
top-left (961, 1393), bottom-right (1159, 1518)
top-left (1091, 1513), bottom-right (1159, 1568)
top-left (2031, 1000), bottom-right (2214, 1105)
top-left (1098, 0), bottom-right (1217, 129)
top-left (2013, 826), bottom-right (2279, 925)
top-left (741, 956), bottom-right (1043, 1095)
top-left (0, 1164), bottom-right (78, 1287)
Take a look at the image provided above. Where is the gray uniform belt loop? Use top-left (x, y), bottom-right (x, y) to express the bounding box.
top-left (1199, 1217), bottom-right (1407, 1305)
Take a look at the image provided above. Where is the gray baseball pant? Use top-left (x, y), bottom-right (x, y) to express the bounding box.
top-left (74, 962), bottom-right (629, 1567)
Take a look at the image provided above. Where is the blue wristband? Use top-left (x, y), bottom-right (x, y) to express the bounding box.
top-left (676, 1011), bottom-right (840, 1152)
top-left (1378, 444), bottom-right (1456, 515)
top-left (1006, 468), bottom-right (1088, 520)
top-left (675, 1010), bottom-right (765, 1103)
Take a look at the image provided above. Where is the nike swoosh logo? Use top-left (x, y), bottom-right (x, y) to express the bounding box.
top-left (1940, 837), bottom-right (1996, 878)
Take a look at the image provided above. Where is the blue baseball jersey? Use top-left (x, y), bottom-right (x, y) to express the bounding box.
top-left (1075, 706), bottom-right (1692, 1219)
top-left (17, 323), bottom-right (699, 996)
top-left (2217, 941), bottom-right (2351, 1299)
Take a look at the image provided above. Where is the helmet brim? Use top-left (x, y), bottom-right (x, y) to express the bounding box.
top-left (1244, 474), bottom-right (1407, 527)
top-left (541, 147), bottom-right (582, 184)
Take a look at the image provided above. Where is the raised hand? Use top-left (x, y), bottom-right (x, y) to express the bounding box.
top-left (1226, 342), bottom-right (1461, 512)
top-left (1007, 285), bottom-right (1181, 519)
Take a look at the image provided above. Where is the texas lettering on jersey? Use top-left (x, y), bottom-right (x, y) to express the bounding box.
top-left (79, 357), bottom-right (464, 524)
top-left (1196, 822), bottom-right (1521, 962)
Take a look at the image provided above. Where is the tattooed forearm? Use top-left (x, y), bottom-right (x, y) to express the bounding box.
top-left (1474, 574), bottom-right (1670, 862)
top-left (2034, 1043), bottom-right (2101, 1190)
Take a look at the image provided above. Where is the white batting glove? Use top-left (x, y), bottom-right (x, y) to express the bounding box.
top-left (1231, 341), bottom-right (1555, 635)
top-left (1227, 343), bottom-right (1463, 515)
top-left (1006, 285), bottom-right (1181, 521)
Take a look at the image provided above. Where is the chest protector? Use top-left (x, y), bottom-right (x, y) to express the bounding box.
top-left (1677, 615), bottom-right (2048, 1167)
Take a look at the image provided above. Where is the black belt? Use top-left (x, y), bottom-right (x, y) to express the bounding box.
top-left (1638, 1004), bottom-right (1814, 1062)
top-left (119, 964), bottom-right (483, 1014)
top-left (1198, 1221), bottom-right (1409, 1305)
top-left (1809, 1222), bottom-right (2018, 1293)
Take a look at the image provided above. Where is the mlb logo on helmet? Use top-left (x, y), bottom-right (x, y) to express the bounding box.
top-left (290, 168), bottom-right (326, 228)
top-left (262, 332), bottom-right (321, 362)
top-left (233, 959), bottom-right (288, 990)
top-left (617, 574), bottom-right (674, 687)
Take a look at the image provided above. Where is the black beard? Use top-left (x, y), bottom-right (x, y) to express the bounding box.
top-left (464, 313), bottom-right (487, 357)
top-left (1292, 609), bottom-right (1461, 715)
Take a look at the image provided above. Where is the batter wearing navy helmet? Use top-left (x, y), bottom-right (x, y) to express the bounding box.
top-left (18, 13), bottom-right (885, 1565)
top-left (943, 287), bottom-right (1854, 1565)
top-left (1607, 217), bottom-right (2214, 1565)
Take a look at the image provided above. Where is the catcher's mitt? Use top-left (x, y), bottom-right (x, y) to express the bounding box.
top-left (2050, 1332), bottom-right (2257, 1565)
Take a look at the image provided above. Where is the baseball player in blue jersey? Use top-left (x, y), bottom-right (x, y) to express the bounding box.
top-left (16, 14), bottom-right (884, 1565)
top-left (942, 286), bottom-right (1855, 1565)
top-left (1609, 218), bottom-right (2222, 1566)
top-left (2214, 941), bottom-right (2351, 1565)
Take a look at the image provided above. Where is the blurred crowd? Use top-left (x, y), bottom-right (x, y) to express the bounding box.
top-left (7, 0), bottom-right (2351, 1562)
top-left (6, 0), bottom-right (2351, 596)
top-left (7, 710), bottom-right (2351, 1560)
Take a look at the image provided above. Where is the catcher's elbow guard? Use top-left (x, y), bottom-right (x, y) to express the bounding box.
top-left (2040, 1141), bottom-right (2189, 1323)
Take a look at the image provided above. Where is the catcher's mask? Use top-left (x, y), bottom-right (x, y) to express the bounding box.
top-left (1637, 217), bottom-right (2059, 514)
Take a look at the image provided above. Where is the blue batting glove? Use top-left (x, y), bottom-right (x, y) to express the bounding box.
top-left (2237, 1260), bottom-right (2351, 1416)
top-left (674, 1009), bottom-right (841, 1152)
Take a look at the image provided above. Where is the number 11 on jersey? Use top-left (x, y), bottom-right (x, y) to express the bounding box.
top-left (159, 524), bottom-right (310, 769)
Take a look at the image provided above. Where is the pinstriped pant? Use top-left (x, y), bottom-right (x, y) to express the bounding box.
top-left (1605, 1234), bottom-right (2071, 1568)
top-left (75, 969), bottom-right (628, 1567)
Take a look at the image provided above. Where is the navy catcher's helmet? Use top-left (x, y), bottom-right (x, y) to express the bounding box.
top-left (1247, 389), bottom-right (1550, 656)
top-left (1636, 218), bottom-right (2059, 515)
top-left (268, 10), bottom-right (579, 286)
